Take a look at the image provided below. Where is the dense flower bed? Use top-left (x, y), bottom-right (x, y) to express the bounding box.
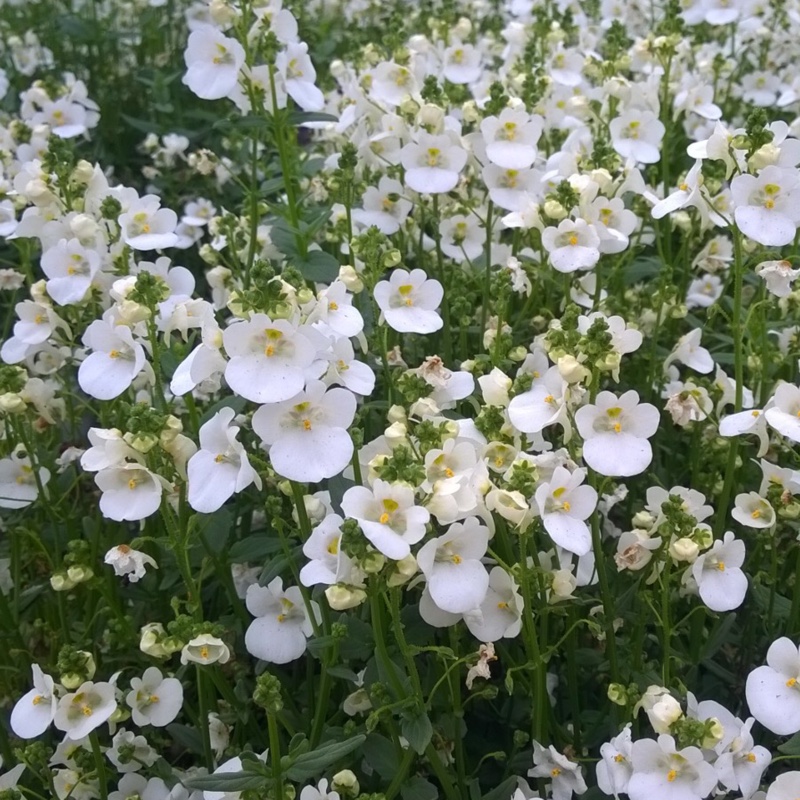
top-left (3, 0), bottom-right (800, 799)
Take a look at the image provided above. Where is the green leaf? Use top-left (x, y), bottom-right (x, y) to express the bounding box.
top-left (270, 221), bottom-right (301, 258)
top-left (165, 723), bottom-right (204, 755)
top-left (362, 734), bottom-right (399, 780)
top-left (288, 111), bottom-right (339, 126)
top-left (182, 771), bottom-right (267, 792)
top-left (401, 777), bottom-right (438, 800)
top-left (779, 732), bottom-right (800, 755)
top-left (228, 535), bottom-right (283, 562)
top-left (197, 509), bottom-right (233, 554)
top-left (199, 395), bottom-right (248, 426)
top-left (292, 250), bottom-right (340, 283)
top-left (401, 710), bottom-right (433, 755)
top-left (482, 777), bottom-right (519, 800)
top-left (284, 734), bottom-right (366, 781)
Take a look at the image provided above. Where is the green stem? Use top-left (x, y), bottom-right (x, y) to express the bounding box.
top-left (89, 732), bottom-right (108, 800)
top-left (196, 665), bottom-right (214, 771)
top-left (268, 710), bottom-right (285, 800)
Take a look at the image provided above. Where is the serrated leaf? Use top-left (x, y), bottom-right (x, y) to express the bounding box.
top-left (401, 710), bottom-right (432, 755)
top-left (284, 734), bottom-right (366, 781)
top-left (182, 772), bottom-right (267, 792)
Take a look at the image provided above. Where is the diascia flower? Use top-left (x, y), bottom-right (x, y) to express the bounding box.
top-left (480, 108), bottom-right (542, 170)
top-left (341, 479), bottom-right (430, 560)
top-left (731, 165), bottom-right (800, 247)
top-left (417, 517), bottom-right (490, 614)
top-left (77, 320), bottom-right (146, 400)
top-left (187, 407), bottom-right (261, 513)
top-left (222, 314), bottom-right (319, 404)
top-left (54, 680), bottom-right (117, 740)
top-left (40, 238), bottom-right (100, 305)
top-left (765, 383), bottom-right (800, 443)
top-left (276, 41), bottom-right (325, 112)
top-left (627, 735), bottom-right (716, 800)
top-left (575, 390), bottom-right (660, 477)
top-left (373, 268), bottom-right (443, 334)
top-left (609, 108), bottom-right (665, 164)
top-left (253, 380), bottom-right (356, 483)
top-left (118, 195), bottom-right (178, 251)
top-left (691, 531), bottom-right (747, 612)
top-left (534, 466), bottom-right (598, 556)
top-left (245, 577), bottom-right (319, 664)
top-left (541, 219), bottom-right (601, 273)
top-left (10, 664), bottom-right (58, 738)
top-left (745, 637), bottom-right (800, 735)
top-left (182, 27), bottom-right (245, 101)
top-left (400, 131), bottom-right (467, 194)
top-left (125, 667), bottom-right (183, 727)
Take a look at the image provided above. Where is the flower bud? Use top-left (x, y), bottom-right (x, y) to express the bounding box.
top-left (325, 584), bottom-right (367, 611)
top-left (646, 693), bottom-right (683, 734)
top-left (387, 404), bottom-right (407, 424)
top-left (632, 511), bottom-right (655, 529)
top-left (387, 554), bottom-right (418, 587)
top-left (384, 421), bottom-right (408, 448)
top-left (332, 769), bottom-right (360, 797)
top-left (139, 622), bottom-right (170, 659)
top-left (702, 718), bottom-right (725, 748)
top-left (409, 397), bottom-right (440, 419)
top-left (338, 265), bottom-right (364, 292)
top-left (361, 552), bottom-right (386, 574)
top-left (0, 392), bottom-right (26, 414)
top-left (124, 431), bottom-right (160, 454)
top-left (557, 354), bottom-right (590, 384)
top-left (669, 537), bottom-right (699, 563)
top-left (607, 683), bottom-right (628, 706)
top-left (543, 199), bottom-right (567, 220)
top-left (50, 572), bottom-right (76, 592)
top-left (71, 160), bottom-right (95, 185)
top-left (66, 565), bottom-right (93, 584)
top-left (70, 213), bottom-right (98, 240)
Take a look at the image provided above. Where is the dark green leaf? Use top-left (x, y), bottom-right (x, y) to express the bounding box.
top-left (401, 710), bottom-right (432, 755)
top-left (362, 734), bottom-right (399, 780)
top-left (292, 250), bottom-right (339, 283)
top-left (401, 777), bottom-right (438, 800)
top-left (288, 111), bottom-right (339, 126)
top-left (284, 734), bottom-right (366, 781)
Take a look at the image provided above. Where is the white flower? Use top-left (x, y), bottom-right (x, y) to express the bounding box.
top-left (664, 329), bottom-right (714, 375)
top-left (300, 514), bottom-right (358, 587)
top-left (765, 383), bottom-right (800, 442)
top-left (541, 219), bottom-right (601, 273)
top-left (627, 735), bottom-right (716, 800)
top-left (300, 778), bottom-right (340, 800)
top-left (323, 337), bottom-right (375, 396)
top-left (610, 109), bottom-right (665, 164)
top-left (119, 195), bottom-right (178, 250)
top-left (714, 716), bottom-right (770, 799)
top-left (10, 664), bottom-right (58, 738)
top-left (245, 577), bottom-right (319, 664)
top-left (109, 774), bottom-right (168, 800)
top-left (767, 772), bottom-right (800, 800)
top-left (188, 407), bottom-right (261, 513)
top-left (746, 637), bottom-right (800, 735)
top-left (373, 268), bottom-right (443, 334)
top-left (183, 27), bottom-right (245, 100)
top-left (104, 545), bottom-right (158, 582)
top-left (276, 42), bottom-right (324, 111)
top-left (400, 132), bottom-right (467, 194)
top-left (687, 274), bottom-right (723, 309)
top-left (78, 320), bottom-right (146, 401)
top-left (508, 366), bottom-right (571, 437)
top-left (691, 532), bottom-right (747, 612)
top-left (41, 238), bottom-right (100, 305)
top-left (528, 741), bottom-right (587, 800)
top-left (534, 466), bottom-right (598, 556)
top-left (180, 633), bottom-right (230, 666)
top-left (465, 643), bottom-right (497, 690)
top-left (575, 390), bottom-right (660, 477)
top-left (95, 464), bottom-right (166, 522)
top-left (652, 161), bottom-right (705, 220)
top-left (125, 667), bottom-right (183, 728)
top-left (54, 681), bottom-right (117, 740)
top-left (597, 726), bottom-right (634, 797)
top-left (732, 492), bottom-right (775, 529)
top-left (731, 165), bottom-right (800, 247)
top-left (718, 409), bottom-right (766, 458)
top-left (341, 479), bottom-right (430, 560)
top-left (480, 108), bottom-right (542, 170)
top-left (463, 566), bottom-right (524, 641)
top-left (417, 517), bottom-right (490, 613)
top-left (442, 41), bottom-right (482, 84)
top-left (352, 177), bottom-right (412, 235)
top-left (253, 380), bottom-right (356, 483)
top-left (756, 259), bottom-right (800, 297)
top-left (107, 728), bottom-right (157, 773)
top-left (222, 314), bottom-right (318, 404)
top-left (0, 452), bottom-right (50, 509)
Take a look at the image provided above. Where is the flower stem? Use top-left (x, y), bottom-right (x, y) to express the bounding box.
top-left (89, 731), bottom-right (108, 800)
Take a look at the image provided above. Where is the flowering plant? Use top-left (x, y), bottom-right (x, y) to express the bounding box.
top-left (4, 1), bottom-right (800, 799)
